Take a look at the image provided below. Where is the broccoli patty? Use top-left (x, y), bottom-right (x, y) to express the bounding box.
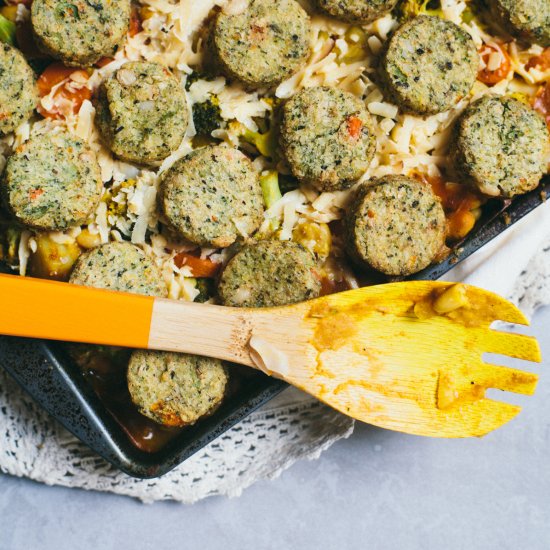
top-left (69, 241), bottom-right (168, 297)
top-left (488, 0), bottom-right (550, 47)
top-left (314, 0), bottom-right (399, 24)
top-left (451, 95), bottom-right (549, 198)
top-left (31, 0), bottom-right (131, 67)
top-left (127, 350), bottom-right (228, 427)
top-left (379, 16), bottom-right (479, 115)
top-left (1, 132), bottom-right (102, 231)
top-left (218, 240), bottom-right (321, 307)
top-left (209, 0), bottom-right (311, 89)
top-left (280, 86), bottom-right (376, 191)
top-left (159, 145), bottom-right (264, 248)
top-left (345, 175), bottom-right (447, 277)
top-left (96, 62), bottom-right (188, 165)
top-left (0, 44), bottom-right (38, 134)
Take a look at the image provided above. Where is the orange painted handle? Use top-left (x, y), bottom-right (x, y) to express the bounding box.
top-left (0, 274), bottom-right (154, 348)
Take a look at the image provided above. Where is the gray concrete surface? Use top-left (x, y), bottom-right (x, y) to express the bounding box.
top-left (1, 306), bottom-right (550, 550)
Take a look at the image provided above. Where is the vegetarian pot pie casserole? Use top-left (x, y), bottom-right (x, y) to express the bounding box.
top-left (0, 0), bottom-right (549, 451)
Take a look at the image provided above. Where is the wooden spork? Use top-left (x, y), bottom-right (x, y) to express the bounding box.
top-left (0, 274), bottom-right (541, 438)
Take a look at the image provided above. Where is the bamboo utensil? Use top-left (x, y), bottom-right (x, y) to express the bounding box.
top-left (0, 273), bottom-right (541, 438)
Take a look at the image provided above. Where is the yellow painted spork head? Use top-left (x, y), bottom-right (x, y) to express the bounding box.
top-left (277, 281), bottom-right (541, 438)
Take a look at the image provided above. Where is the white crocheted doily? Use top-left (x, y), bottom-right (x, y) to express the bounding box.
top-left (1, 231), bottom-right (549, 503)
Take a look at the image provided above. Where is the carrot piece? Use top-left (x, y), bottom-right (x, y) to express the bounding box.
top-left (477, 43), bottom-right (511, 86)
top-left (346, 115), bottom-right (363, 139)
top-left (95, 57), bottom-right (115, 68)
top-left (174, 253), bottom-right (220, 278)
top-left (37, 63), bottom-right (76, 96)
top-left (526, 47), bottom-right (550, 71)
top-left (37, 62), bottom-right (91, 119)
top-left (129, 5), bottom-right (142, 37)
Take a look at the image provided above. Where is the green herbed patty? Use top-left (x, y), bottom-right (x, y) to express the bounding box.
top-left (280, 86), bottom-right (376, 191)
top-left (96, 61), bottom-right (188, 165)
top-left (31, 0), bottom-right (131, 67)
top-left (159, 145), bottom-right (264, 248)
top-left (210, 0), bottom-right (311, 89)
top-left (218, 240), bottom-right (321, 307)
top-left (379, 16), bottom-right (479, 115)
top-left (345, 175), bottom-right (447, 276)
top-left (314, 0), bottom-right (399, 24)
top-left (488, 0), bottom-right (550, 47)
top-left (2, 132), bottom-right (102, 231)
top-left (127, 350), bottom-right (228, 427)
top-left (451, 95), bottom-right (549, 198)
top-left (69, 241), bottom-right (168, 297)
top-left (0, 44), bottom-right (38, 134)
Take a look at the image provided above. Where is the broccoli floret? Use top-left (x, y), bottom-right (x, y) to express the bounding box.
top-left (228, 120), bottom-right (279, 159)
top-left (260, 170), bottom-right (282, 209)
top-left (185, 71), bottom-right (206, 91)
top-left (194, 278), bottom-right (216, 303)
top-left (279, 174), bottom-right (300, 195)
top-left (228, 97), bottom-right (281, 159)
top-left (192, 96), bottom-right (223, 137)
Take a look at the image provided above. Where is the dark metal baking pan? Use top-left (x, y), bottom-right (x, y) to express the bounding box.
top-left (0, 176), bottom-right (548, 478)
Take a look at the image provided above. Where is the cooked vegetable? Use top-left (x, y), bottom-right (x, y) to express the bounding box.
top-left (229, 120), bottom-right (278, 158)
top-left (433, 283), bottom-right (469, 314)
top-left (477, 43), bottom-right (511, 86)
top-left (337, 27), bottom-right (369, 64)
top-left (129, 4), bottom-right (142, 37)
top-left (292, 222), bottom-right (332, 259)
top-left (0, 6), bottom-right (17, 23)
top-left (279, 174), bottom-right (300, 194)
top-left (259, 170), bottom-right (282, 233)
top-left (534, 82), bottom-right (550, 128)
top-left (192, 95), bottom-right (222, 136)
top-left (76, 228), bottom-right (102, 250)
top-left (526, 47), bottom-right (550, 71)
top-left (174, 252), bottom-right (220, 278)
top-left (194, 277), bottom-right (216, 303)
top-left (37, 63), bottom-right (92, 119)
top-left (0, 13), bottom-right (15, 45)
top-left (416, 173), bottom-right (483, 241)
top-left (28, 232), bottom-right (82, 281)
top-left (260, 170), bottom-right (282, 209)
top-left (395, 0), bottom-right (442, 20)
